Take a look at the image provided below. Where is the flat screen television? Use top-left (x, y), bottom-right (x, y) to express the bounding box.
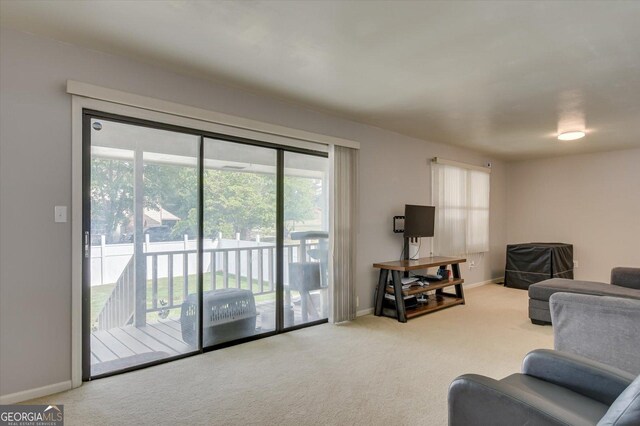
top-left (404, 205), bottom-right (435, 238)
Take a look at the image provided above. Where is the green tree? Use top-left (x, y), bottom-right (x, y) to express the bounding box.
top-left (202, 170), bottom-right (276, 240)
top-left (90, 159), bottom-right (197, 243)
top-left (90, 158), bottom-right (134, 243)
top-left (91, 158), bottom-right (318, 243)
top-left (145, 164), bottom-right (198, 238)
top-left (177, 171), bottom-right (319, 241)
top-left (284, 176), bottom-right (317, 236)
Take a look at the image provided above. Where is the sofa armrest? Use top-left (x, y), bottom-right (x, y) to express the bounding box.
top-left (449, 374), bottom-right (588, 426)
top-left (611, 267), bottom-right (640, 290)
top-left (522, 349), bottom-right (635, 405)
top-left (550, 292), bottom-right (640, 375)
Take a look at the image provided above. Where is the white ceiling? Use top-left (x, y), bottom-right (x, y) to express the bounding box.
top-left (2, 0), bottom-right (640, 160)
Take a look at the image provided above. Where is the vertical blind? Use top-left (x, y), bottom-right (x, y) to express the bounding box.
top-left (431, 162), bottom-right (490, 256)
top-left (329, 145), bottom-right (359, 323)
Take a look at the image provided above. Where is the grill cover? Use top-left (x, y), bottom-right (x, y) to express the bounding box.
top-left (505, 243), bottom-right (573, 290)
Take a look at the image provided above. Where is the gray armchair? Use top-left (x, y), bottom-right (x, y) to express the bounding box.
top-left (448, 349), bottom-right (640, 426)
top-left (449, 289), bottom-right (640, 425)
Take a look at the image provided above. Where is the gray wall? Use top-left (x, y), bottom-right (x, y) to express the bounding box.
top-left (0, 28), bottom-right (506, 397)
top-left (506, 148), bottom-right (640, 283)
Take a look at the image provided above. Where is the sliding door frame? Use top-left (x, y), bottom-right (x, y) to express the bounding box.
top-left (81, 109), bottom-right (328, 380)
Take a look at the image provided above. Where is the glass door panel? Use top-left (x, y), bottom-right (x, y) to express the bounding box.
top-left (283, 152), bottom-right (329, 328)
top-left (202, 138), bottom-right (277, 346)
top-left (87, 117), bottom-right (200, 377)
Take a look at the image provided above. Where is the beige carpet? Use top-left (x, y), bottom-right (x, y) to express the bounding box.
top-left (29, 284), bottom-right (553, 425)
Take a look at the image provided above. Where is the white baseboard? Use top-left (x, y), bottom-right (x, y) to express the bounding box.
top-left (464, 276), bottom-right (504, 289)
top-left (356, 307), bottom-right (373, 317)
top-left (0, 380), bottom-right (72, 404)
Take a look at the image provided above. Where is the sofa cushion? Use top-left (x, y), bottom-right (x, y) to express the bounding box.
top-left (529, 278), bottom-right (640, 302)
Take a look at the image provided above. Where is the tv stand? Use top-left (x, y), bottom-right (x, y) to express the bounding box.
top-left (373, 256), bottom-right (466, 322)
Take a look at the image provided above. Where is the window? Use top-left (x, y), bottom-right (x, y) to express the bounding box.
top-left (431, 161), bottom-right (490, 256)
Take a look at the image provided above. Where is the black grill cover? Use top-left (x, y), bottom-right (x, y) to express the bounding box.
top-left (505, 243), bottom-right (573, 290)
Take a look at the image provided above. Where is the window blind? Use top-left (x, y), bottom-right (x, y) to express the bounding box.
top-left (431, 161), bottom-right (490, 256)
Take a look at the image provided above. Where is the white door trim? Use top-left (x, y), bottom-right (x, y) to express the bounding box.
top-left (67, 80), bottom-right (359, 150)
top-left (71, 96), bottom-right (83, 388)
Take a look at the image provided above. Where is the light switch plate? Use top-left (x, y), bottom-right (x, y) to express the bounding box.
top-left (54, 206), bottom-right (67, 223)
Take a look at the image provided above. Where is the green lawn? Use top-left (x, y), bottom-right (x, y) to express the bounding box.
top-left (91, 284), bottom-right (116, 324)
top-left (90, 272), bottom-right (280, 324)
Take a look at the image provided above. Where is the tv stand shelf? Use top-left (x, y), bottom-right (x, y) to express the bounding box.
top-left (384, 278), bottom-right (464, 296)
top-left (373, 256), bottom-right (466, 323)
top-left (383, 294), bottom-right (465, 320)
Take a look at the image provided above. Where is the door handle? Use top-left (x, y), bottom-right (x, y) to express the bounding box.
top-left (84, 231), bottom-right (90, 258)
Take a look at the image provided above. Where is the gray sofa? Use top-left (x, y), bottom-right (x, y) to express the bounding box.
top-left (448, 292), bottom-right (640, 425)
top-left (529, 267), bottom-right (640, 325)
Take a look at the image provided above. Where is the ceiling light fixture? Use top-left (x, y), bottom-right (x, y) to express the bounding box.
top-left (557, 131), bottom-right (585, 141)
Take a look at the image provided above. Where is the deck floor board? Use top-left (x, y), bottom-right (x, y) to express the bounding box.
top-left (139, 323), bottom-right (193, 353)
top-left (147, 321), bottom-right (188, 343)
top-left (164, 318), bottom-right (183, 332)
top-left (120, 325), bottom-right (181, 356)
top-left (90, 334), bottom-right (118, 362)
top-left (93, 330), bottom-right (136, 358)
top-left (108, 327), bottom-right (154, 354)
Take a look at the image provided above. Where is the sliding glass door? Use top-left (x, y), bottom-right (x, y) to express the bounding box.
top-left (85, 115), bottom-right (200, 378)
top-left (83, 110), bottom-right (329, 379)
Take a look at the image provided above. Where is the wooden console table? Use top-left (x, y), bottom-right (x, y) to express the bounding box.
top-left (373, 256), bottom-right (466, 322)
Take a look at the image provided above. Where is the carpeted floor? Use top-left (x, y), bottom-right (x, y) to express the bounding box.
top-left (29, 284), bottom-right (553, 425)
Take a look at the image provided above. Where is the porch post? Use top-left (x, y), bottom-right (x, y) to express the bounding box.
top-left (134, 148), bottom-right (147, 327)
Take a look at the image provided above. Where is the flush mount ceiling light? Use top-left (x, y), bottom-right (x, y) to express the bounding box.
top-left (557, 131), bottom-right (585, 141)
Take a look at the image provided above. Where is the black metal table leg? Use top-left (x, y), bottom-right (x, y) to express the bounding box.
top-left (391, 270), bottom-right (407, 322)
top-left (451, 263), bottom-right (465, 304)
top-left (374, 269), bottom-right (389, 316)
top-left (451, 263), bottom-right (462, 279)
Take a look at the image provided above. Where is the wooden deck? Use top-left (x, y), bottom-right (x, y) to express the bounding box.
top-left (90, 297), bottom-right (325, 376)
top-left (90, 319), bottom-right (195, 376)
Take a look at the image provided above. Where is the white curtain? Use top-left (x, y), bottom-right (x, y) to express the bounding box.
top-left (432, 163), bottom-right (490, 256)
top-left (329, 145), bottom-right (358, 323)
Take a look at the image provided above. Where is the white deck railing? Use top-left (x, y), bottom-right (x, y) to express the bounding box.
top-left (95, 242), bottom-right (315, 330)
